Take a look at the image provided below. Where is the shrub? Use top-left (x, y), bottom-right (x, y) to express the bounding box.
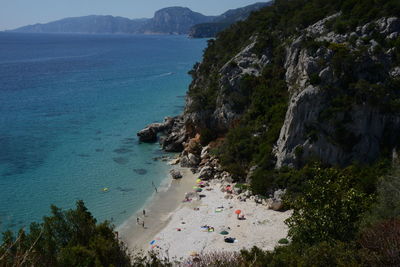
top-left (0, 201), bottom-right (131, 267)
top-left (309, 72), bottom-right (321, 85)
top-left (286, 165), bottom-right (373, 245)
top-left (199, 128), bottom-right (216, 146)
top-left (298, 241), bottom-right (364, 267)
top-left (185, 251), bottom-right (241, 267)
top-left (333, 20), bottom-right (348, 34)
top-left (278, 238), bottom-right (289, 245)
top-left (359, 219), bottom-right (400, 266)
top-left (234, 183), bottom-right (250, 191)
top-left (239, 242), bottom-right (365, 266)
top-left (362, 164), bottom-right (400, 226)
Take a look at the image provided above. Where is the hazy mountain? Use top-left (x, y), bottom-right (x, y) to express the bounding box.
top-left (189, 2), bottom-right (273, 38)
top-left (141, 7), bottom-right (214, 34)
top-left (11, 7), bottom-right (214, 35)
top-left (12, 15), bottom-right (148, 34)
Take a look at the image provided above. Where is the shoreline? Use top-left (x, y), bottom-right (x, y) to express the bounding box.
top-left (118, 166), bottom-right (197, 254)
top-left (118, 157), bottom-right (292, 261)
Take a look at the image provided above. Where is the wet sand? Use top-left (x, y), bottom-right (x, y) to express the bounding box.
top-left (118, 167), bottom-right (197, 255)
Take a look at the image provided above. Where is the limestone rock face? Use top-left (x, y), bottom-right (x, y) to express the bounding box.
top-left (140, 12), bottom-right (400, 174)
top-left (161, 116), bottom-right (187, 152)
top-left (183, 14), bottom-right (400, 169)
top-left (184, 37), bottom-right (272, 134)
top-left (273, 15), bottom-right (400, 168)
top-left (199, 166), bottom-right (214, 180)
top-left (188, 153), bottom-right (200, 166)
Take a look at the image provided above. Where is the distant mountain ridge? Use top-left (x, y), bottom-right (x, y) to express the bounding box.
top-left (11, 6), bottom-right (215, 35)
top-left (142, 7), bottom-right (215, 34)
top-left (12, 15), bottom-right (148, 34)
top-left (10, 3), bottom-right (271, 35)
top-left (189, 2), bottom-right (273, 38)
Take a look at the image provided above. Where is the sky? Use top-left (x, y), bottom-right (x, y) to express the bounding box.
top-left (0, 0), bottom-right (266, 31)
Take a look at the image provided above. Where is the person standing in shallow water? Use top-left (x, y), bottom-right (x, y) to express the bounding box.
top-left (143, 209), bottom-right (146, 216)
top-left (152, 181), bottom-right (158, 193)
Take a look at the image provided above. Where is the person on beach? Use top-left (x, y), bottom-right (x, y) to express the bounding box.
top-left (143, 209), bottom-right (146, 216)
top-left (137, 217), bottom-right (139, 224)
top-left (152, 181), bottom-right (158, 193)
top-left (142, 221), bottom-right (145, 228)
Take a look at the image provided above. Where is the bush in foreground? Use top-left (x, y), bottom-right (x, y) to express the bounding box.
top-left (0, 201), bottom-right (131, 267)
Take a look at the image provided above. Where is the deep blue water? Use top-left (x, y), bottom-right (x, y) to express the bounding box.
top-left (0, 32), bottom-right (206, 232)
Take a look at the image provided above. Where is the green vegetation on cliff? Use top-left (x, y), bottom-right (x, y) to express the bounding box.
top-left (188, 0), bottom-right (400, 194)
top-left (185, 0), bottom-right (400, 265)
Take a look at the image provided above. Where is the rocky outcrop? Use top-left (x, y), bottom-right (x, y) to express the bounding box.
top-left (137, 117), bottom-right (175, 143)
top-left (160, 117), bottom-right (186, 152)
top-left (145, 15), bottom-right (400, 172)
top-left (139, 8), bottom-right (400, 193)
top-left (137, 115), bottom-right (188, 152)
top-left (274, 16), bottom-right (400, 167)
top-left (184, 37), bottom-right (271, 134)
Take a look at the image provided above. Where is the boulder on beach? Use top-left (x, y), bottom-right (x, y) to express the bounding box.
top-left (188, 153), bottom-right (200, 166)
top-left (268, 189), bottom-right (286, 211)
top-left (180, 155), bottom-right (190, 167)
top-left (170, 169), bottom-right (183, 179)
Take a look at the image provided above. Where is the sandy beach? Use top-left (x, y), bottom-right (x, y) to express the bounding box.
top-left (118, 167), bottom-right (198, 254)
top-left (119, 165), bottom-right (291, 262)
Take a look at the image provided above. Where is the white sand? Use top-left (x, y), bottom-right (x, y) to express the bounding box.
top-left (139, 176), bottom-right (292, 262)
top-left (118, 167), bottom-right (198, 255)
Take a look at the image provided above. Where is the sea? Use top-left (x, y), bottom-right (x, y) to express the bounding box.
top-left (0, 32), bottom-right (207, 233)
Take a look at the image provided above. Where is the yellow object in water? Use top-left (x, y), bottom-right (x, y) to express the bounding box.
top-left (103, 187), bottom-right (109, 192)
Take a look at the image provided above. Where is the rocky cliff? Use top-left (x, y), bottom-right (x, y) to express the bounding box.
top-left (274, 15), bottom-right (400, 167)
top-left (139, 1), bottom-right (400, 185)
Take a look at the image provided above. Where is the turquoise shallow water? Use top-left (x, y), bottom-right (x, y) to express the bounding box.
top-left (0, 32), bottom-right (206, 232)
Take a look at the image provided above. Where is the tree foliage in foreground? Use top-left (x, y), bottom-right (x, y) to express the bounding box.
top-left (0, 201), bottom-right (131, 267)
top-left (286, 166), bottom-right (373, 245)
